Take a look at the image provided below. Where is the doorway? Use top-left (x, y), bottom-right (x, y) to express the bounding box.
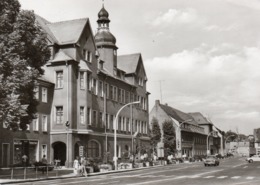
top-left (52, 142), bottom-right (66, 166)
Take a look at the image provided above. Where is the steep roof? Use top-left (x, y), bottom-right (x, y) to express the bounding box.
top-left (159, 104), bottom-right (197, 125)
top-left (188, 112), bottom-right (210, 124)
top-left (117, 53), bottom-right (141, 74)
top-left (35, 15), bottom-right (58, 44)
top-left (47, 18), bottom-right (88, 45)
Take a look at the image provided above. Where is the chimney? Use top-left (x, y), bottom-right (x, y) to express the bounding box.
top-left (155, 100), bottom-right (160, 106)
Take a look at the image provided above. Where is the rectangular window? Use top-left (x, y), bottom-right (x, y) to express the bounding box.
top-left (56, 106), bottom-right (63, 125)
top-left (93, 110), bottom-right (97, 126)
top-left (92, 79), bottom-right (97, 95)
top-left (42, 87), bottom-right (47, 103)
top-left (122, 90), bottom-right (125, 104)
top-left (99, 112), bottom-right (103, 127)
top-left (126, 91), bottom-right (129, 104)
top-left (118, 88), bottom-right (121, 103)
top-left (105, 83), bottom-right (109, 99)
top-left (80, 107), bottom-right (85, 125)
top-left (110, 115), bottom-right (114, 130)
top-left (118, 117), bottom-right (121, 131)
top-left (56, 71), bottom-right (63, 88)
top-left (109, 85), bottom-right (113, 99)
top-left (113, 86), bottom-right (117, 101)
top-left (84, 50), bottom-right (92, 63)
top-left (33, 115), bottom-right (39, 131)
top-left (80, 72), bottom-right (85, 89)
top-left (106, 114), bottom-right (109, 129)
top-left (135, 120), bottom-right (138, 132)
top-left (42, 115), bottom-right (47, 132)
top-left (122, 117), bottom-right (125, 131)
top-left (42, 144), bottom-right (47, 159)
top-left (98, 81), bottom-right (103, 97)
top-left (87, 73), bottom-right (92, 91)
top-left (34, 86), bottom-right (39, 99)
top-left (87, 108), bottom-right (91, 125)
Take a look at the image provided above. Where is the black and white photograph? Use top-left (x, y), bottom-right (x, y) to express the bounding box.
top-left (1, 0), bottom-right (260, 184)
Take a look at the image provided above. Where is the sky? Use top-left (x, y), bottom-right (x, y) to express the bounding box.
top-left (19, 0), bottom-right (260, 135)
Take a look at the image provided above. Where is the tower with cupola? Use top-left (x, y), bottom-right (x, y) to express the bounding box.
top-left (95, 4), bottom-right (118, 75)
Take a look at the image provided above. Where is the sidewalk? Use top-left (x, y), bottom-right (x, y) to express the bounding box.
top-left (1, 162), bottom-right (199, 184)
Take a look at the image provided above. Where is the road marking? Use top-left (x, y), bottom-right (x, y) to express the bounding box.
top-left (243, 166), bottom-right (248, 168)
top-left (217, 176), bottom-right (228, 179)
top-left (188, 175), bottom-right (200, 178)
top-left (232, 164), bottom-right (245, 168)
top-left (99, 181), bottom-right (120, 185)
top-left (246, 176), bottom-right (255, 180)
top-left (231, 176), bottom-right (241, 179)
top-left (126, 169), bottom-right (224, 185)
top-left (203, 176), bottom-right (214, 179)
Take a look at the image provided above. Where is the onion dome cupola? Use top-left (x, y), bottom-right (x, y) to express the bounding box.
top-left (95, 5), bottom-right (117, 48)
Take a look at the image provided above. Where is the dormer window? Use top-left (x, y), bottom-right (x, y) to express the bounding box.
top-left (83, 49), bottom-right (92, 63)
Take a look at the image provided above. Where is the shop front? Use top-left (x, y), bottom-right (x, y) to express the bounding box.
top-left (13, 139), bottom-right (38, 166)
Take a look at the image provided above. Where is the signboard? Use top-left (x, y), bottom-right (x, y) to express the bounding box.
top-left (79, 146), bottom-right (84, 157)
top-left (157, 142), bottom-right (164, 158)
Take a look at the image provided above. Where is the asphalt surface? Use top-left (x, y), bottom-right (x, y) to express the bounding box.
top-left (4, 157), bottom-right (260, 185)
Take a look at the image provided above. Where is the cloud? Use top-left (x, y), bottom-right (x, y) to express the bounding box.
top-left (227, 0), bottom-right (260, 10)
top-left (145, 45), bottom-right (260, 134)
top-left (151, 8), bottom-right (200, 27)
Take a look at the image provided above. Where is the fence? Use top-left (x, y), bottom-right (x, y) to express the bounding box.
top-left (0, 165), bottom-right (73, 180)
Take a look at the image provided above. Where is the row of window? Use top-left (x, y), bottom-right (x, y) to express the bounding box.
top-left (55, 106), bottom-right (148, 134)
top-left (55, 70), bottom-right (148, 110)
top-left (29, 114), bottom-right (48, 132)
top-left (34, 86), bottom-right (48, 103)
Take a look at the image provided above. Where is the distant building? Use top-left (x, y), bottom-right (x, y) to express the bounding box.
top-left (254, 128), bottom-right (260, 155)
top-left (189, 112), bottom-right (223, 155)
top-left (149, 100), bottom-right (219, 158)
top-left (226, 142), bottom-right (255, 157)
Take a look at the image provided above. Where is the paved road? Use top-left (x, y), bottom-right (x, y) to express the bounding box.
top-left (7, 157), bottom-right (260, 185)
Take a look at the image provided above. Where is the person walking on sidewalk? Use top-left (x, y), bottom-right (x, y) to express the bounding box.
top-left (80, 157), bottom-right (88, 177)
top-left (73, 156), bottom-right (80, 174)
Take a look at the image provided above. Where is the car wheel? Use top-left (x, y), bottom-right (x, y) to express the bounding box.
top-left (204, 164), bottom-right (207, 167)
top-left (249, 159), bottom-right (253, 163)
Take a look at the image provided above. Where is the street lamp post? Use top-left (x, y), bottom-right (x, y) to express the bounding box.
top-left (177, 119), bottom-right (192, 157)
top-left (113, 101), bottom-right (140, 171)
top-left (207, 130), bottom-right (217, 155)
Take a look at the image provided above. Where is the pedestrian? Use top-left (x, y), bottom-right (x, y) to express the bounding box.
top-left (80, 157), bottom-right (88, 177)
top-left (22, 154), bottom-right (28, 167)
top-left (73, 156), bottom-right (80, 174)
top-left (41, 155), bottom-right (48, 174)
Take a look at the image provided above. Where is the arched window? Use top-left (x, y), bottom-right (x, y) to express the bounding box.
top-left (87, 140), bottom-right (100, 158)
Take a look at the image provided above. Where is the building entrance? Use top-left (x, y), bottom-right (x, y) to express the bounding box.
top-left (53, 142), bottom-right (66, 166)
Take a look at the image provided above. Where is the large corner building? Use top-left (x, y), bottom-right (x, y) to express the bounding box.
top-left (0, 5), bottom-right (150, 167)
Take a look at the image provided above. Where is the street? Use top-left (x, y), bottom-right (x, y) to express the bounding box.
top-left (7, 157), bottom-right (260, 185)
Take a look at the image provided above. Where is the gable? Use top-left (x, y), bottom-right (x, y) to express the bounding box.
top-left (47, 18), bottom-right (89, 45)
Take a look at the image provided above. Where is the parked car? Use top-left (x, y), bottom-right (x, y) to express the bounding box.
top-left (246, 155), bottom-right (260, 163)
top-left (215, 154), bottom-right (224, 159)
top-left (204, 155), bottom-right (220, 166)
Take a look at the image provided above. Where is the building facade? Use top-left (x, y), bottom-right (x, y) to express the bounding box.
top-left (0, 78), bottom-right (54, 167)
top-left (36, 6), bottom-right (150, 166)
top-left (149, 100), bottom-right (210, 158)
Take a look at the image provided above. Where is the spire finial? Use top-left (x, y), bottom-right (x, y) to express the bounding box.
top-left (102, 0), bottom-right (104, 8)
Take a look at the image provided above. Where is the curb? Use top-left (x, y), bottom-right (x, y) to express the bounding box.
top-left (1, 162), bottom-right (200, 184)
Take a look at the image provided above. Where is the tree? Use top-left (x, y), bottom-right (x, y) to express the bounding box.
top-left (162, 120), bottom-right (176, 156)
top-left (0, 0), bottom-right (50, 131)
top-left (149, 117), bottom-right (161, 154)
